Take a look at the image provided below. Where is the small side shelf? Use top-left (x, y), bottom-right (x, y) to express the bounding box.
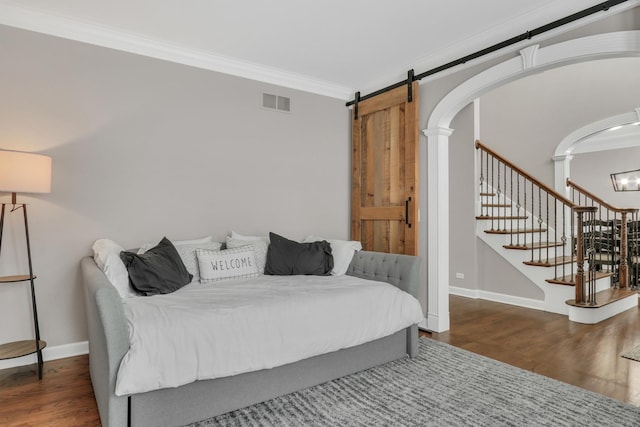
top-left (0, 340), bottom-right (47, 360)
top-left (0, 273), bottom-right (44, 378)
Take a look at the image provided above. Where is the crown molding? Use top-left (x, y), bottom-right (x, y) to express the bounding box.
top-left (0, 3), bottom-right (354, 100)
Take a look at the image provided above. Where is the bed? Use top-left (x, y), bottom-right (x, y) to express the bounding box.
top-left (81, 249), bottom-right (422, 427)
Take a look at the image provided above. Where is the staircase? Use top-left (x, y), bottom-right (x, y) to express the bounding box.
top-left (474, 141), bottom-right (638, 324)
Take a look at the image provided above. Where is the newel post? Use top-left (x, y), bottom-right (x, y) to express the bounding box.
top-left (574, 206), bottom-right (597, 304)
top-left (619, 211), bottom-right (629, 289)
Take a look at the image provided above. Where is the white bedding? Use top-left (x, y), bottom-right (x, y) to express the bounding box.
top-left (115, 274), bottom-right (424, 396)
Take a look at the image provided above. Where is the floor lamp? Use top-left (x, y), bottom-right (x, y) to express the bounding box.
top-left (0, 150), bottom-right (52, 379)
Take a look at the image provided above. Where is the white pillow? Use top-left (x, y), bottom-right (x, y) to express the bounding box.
top-left (173, 241), bottom-right (223, 282)
top-left (230, 231), bottom-right (269, 243)
top-left (196, 246), bottom-right (259, 282)
top-left (137, 235), bottom-right (213, 254)
top-left (302, 235), bottom-right (362, 275)
top-left (92, 238), bottom-right (137, 298)
top-left (226, 237), bottom-right (268, 274)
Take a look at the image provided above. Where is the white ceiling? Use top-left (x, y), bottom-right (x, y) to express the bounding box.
top-left (0, 0), bottom-right (635, 99)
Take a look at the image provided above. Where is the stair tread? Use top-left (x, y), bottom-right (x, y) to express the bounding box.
top-left (481, 203), bottom-right (511, 207)
top-left (485, 228), bottom-right (546, 235)
top-left (545, 271), bottom-right (613, 286)
top-left (479, 192), bottom-right (496, 196)
top-left (476, 215), bottom-right (528, 220)
top-left (523, 256), bottom-right (576, 267)
top-left (565, 288), bottom-right (638, 308)
top-left (504, 241), bottom-right (564, 250)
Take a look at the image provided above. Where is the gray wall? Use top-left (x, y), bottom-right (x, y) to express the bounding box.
top-left (448, 104), bottom-right (477, 291)
top-left (572, 147), bottom-right (640, 208)
top-left (0, 25), bottom-right (350, 349)
top-left (477, 240), bottom-right (545, 300)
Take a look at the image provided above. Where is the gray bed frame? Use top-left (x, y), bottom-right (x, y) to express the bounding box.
top-left (81, 250), bottom-right (421, 427)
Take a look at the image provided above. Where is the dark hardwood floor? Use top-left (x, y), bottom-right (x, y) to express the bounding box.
top-left (427, 295), bottom-right (640, 406)
top-left (2, 294), bottom-right (639, 426)
top-left (0, 354), bottom-right (99, 426)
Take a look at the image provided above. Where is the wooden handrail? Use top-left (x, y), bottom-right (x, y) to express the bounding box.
top-left (476, 140), bottom-right (576, 207)
top-left (566, 178), bottom-right (638, 214)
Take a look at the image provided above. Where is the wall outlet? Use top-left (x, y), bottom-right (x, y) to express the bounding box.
top-left (455, 272), bottom-right (465, 279)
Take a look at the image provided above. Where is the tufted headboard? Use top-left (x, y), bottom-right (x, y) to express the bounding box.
top-left (346, 250), bottom-right (420, 300)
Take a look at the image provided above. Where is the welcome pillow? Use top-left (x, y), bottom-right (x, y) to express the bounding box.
top-left (197, 245), bottom-right (259, 282)
top-left (226, 237), bottom-right (268, 274)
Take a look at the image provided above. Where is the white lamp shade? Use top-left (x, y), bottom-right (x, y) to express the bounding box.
top-left (0, 150), bottom-right (52, 194)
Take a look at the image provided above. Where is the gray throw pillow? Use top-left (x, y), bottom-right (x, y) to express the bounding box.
top-left (120, 237), bottom-right (193, 296)
top-left (264, 232), bottom-right (333, 276)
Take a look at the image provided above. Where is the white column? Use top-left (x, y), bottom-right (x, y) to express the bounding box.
top-left (422, 126), bottom-right (453, 332)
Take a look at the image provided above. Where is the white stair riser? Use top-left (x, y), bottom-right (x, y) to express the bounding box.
top-left (568, 294), bottom-right (638, 324)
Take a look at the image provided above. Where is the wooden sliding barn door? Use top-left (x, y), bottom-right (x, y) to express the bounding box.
top-left (351, 82), bottom-right (419, 255)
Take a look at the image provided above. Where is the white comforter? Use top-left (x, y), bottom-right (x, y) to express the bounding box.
top-left (115, 274), bottom-right (424, 396)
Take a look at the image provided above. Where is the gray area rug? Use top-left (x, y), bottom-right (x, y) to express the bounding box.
top-left (622, 343), bottom-right (640, 362)
top-left (189, 337), bottom-right (640, 426)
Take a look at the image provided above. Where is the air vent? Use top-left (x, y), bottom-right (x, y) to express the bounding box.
top-left (262, 92), bottom-right (291, 113)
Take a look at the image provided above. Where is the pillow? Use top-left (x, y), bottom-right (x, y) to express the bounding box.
top-left (196, 245), bottom-right (259, 282)
top-left (120, 237), bottom-right (193, 296)
top-left (302, 235), bottom-right (362, 275)
top-left (226, 237), bottom-right (268, 274)
top-left (229, 231), bottom-right (270, 243)
top-left (92, 238), bottom-right (137, 298)
top-left (265, 232), bottom-right (333, 276)
top-left (173, 241), bottom-right (223, 282)
top-left (137, 235), bottom-right (213, 254)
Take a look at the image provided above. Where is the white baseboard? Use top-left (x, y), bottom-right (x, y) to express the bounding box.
top-left (0, 340), bottom-right (88, 371)
top-left (424, 313), bottom-right (450, 333)
top-left (450, 286), bottom-right (546, 311)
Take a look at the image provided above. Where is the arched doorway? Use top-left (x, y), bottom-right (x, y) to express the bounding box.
top-left (554, 107), bottom-right (640, 196)
top-left (422, 31), bottom-right (640, 332)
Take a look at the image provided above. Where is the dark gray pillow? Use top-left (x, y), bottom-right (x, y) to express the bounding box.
top-left (120, 237), bottom-right (193, 296)
top-left (265, 232), bottom-right (333, 276)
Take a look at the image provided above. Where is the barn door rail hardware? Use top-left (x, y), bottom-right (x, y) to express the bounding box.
top-left (346, 0), bottom-right (629, 107)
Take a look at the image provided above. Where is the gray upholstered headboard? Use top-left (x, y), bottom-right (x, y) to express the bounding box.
top-left (346, 250), bottom-right (420, 299)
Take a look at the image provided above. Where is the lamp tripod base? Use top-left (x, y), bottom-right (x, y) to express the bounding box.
top-left (0, 197), bottom-right (45, 380)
